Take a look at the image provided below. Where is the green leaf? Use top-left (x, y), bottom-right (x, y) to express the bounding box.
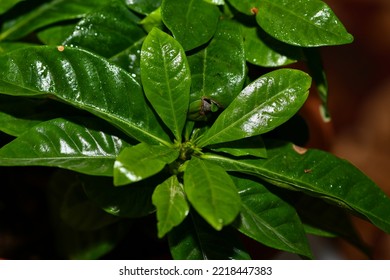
top-left (109, 38), bottom-right (144, 83)
top-left (140, 8), bottom-right (163, 33)
top-left (304, 48), bottom-right (330, 120)
top-left (0, 46), bottom-right (171, 146)
top-left (114, 142), bottom-right (179, 186)
top-left (203, 140), bottom-right (390, 234)
top-left (168, 213), bottom-right (251, 260)
top-left (0, 95), bottom-right (95, 137)
top-left (241, 25), bottom-right (301, 67)
top-left (82, 174), bottom-right (157, 218)
top-left (188, 19), bottom-right (246, 108)
top-left (232, 175), bottom-right (313, 258)
top-left (227, 0), bottom-right (259, 15)
top-left (0, 96), bottom-right (54, 136)
top-left (37, 24), bottom-right (76, 46)
top-left (125, 0), bottom-right (162, 15)
top-left (183, 157), bottom-right (241, 230)
top-left (0, 0), bottom-right (24, 15)
top-left (204, 0), bottom-right (225, 5)
top-left (197, 69), bottom-right (311, 147)
top-left (0, 118), bottom-right (130, 176)
top-left (183, 121), bottom-right (196, 142)
top-left (161, 0), bottom-right (220, 51)
top-left (208, 136), bottom-right (267, 158)
top-left (152, 176), bottom-right (190, 238)
top-left (0, 0), bottom-right (109, 41)
top-left (141, 28), bottom-right (191, 141)
top-left (303, 224), bottom-right (336, 238)
top-left (256, 0), bottom-right (354, 47)
top-left (62, 1), bottom-right (146, 58)
top-left (0, 42), bottom-right (37, 54)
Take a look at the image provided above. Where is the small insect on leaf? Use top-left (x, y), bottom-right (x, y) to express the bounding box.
top-left (57, 46), bottom-right (65, 52)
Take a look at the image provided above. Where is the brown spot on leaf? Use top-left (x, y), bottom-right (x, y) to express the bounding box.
top-left (250, 7), bottom-right (259, 15)
top-left (293, 144), bottom-right (308, 155)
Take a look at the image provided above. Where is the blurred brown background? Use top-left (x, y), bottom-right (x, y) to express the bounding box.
top-left (302, 0), bottom-right (390, 259)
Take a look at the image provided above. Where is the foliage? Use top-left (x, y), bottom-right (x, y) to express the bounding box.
top-left (0, 0), bottom-right (389, 260)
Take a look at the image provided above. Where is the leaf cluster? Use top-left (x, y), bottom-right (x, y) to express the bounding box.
top-left (0, 0), bottom-right (389, 259)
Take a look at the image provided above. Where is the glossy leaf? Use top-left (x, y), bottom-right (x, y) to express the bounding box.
top-left (227, 0), bottom-right (259, 15)
top-left (141, 28), bottom-right (191, 141)
top-left (109, 38), bottom-right (144, 83)
top-left (0, 95), bottom-right (95, 137)
top-left (204, 0), bottom-right (225, 5)
top-left (0, 118), bottom-right (130, 176)
top-left (232, 175), bottom-right (313, 258)
top-left (168, 214), bottom-right (251, 260)
top-left (197, 69), bottom-right (311, 147)
top-left (62, 1), bottom-right (146, 58)
top-left (188, 19), bottom-right (246, 108)
top-left (125, 0), bottom-right (162, 15)
top-left (82, 174), bottom-right (157, 218)
top-left (0, 0), bottom-right (109, 41)
top-left (152, 176), bottom-right (190, 238)
top-left (114, 142), bottom-right (179, 186)
top-left (0, 42), bottom-right (37, 54)
top-left (184, 157), bottom-right (241, 230)
top-left (208, 136), bottom-right (267, 158)
top-left (37, 25), bottom-right (76, 46)
top-left (0, 46), bottom-right (171, 146)
top-left (303, 224), bottom-right (336, 238)
top-left (256, 0), bottom-right (354, 47)
top-left (140, 8), bottom-right (163, 33)
top-left (161, 0), bottom-right (220, 51)
top-left (241, 25), bottom-right (301, 67)
top-left (203, 140), bottom-right (390, 234)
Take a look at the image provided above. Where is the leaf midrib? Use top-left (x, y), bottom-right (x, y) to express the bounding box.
top-left (160, 36), bottom-right (182, 141)
top-left (204, 153), bottom-right (390, 229)
top-left (240, 203), bottom-right (304, 253)
top-left (0, 78), bottom-right (171, 147)
top-left (195, 159), bottom-right (221, 224)
top-left (199, 84), bottom-right (301, 146)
